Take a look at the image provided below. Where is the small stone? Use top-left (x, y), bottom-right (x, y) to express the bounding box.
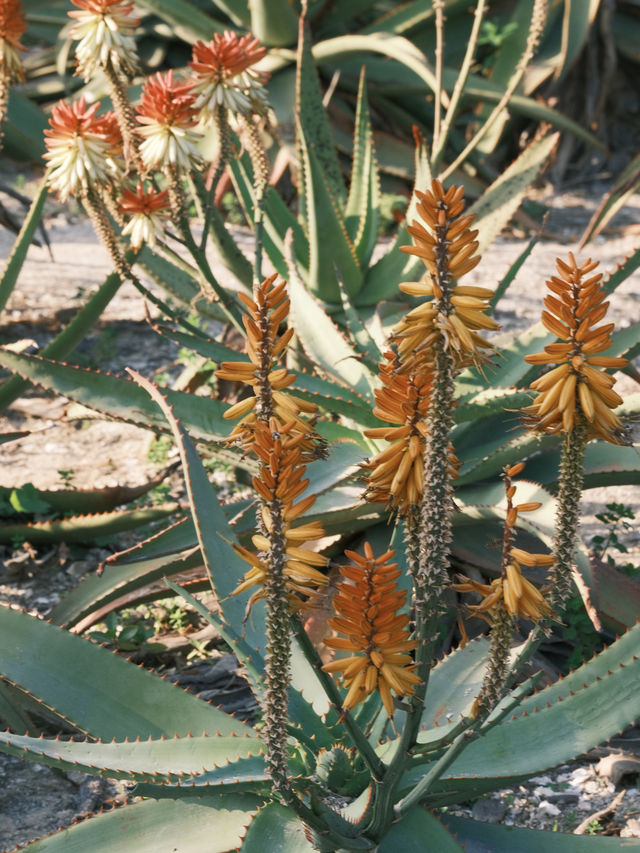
top-left (538, 800), bottom-right (561, 817)
top-left (534, 786), bottom-right (555, 799)
top-left (621, 818), bottom-right (640, 838)
top-left (529, 774), bottom-right (552, 785)
top-left (472, 798), bottom-right (508, 824)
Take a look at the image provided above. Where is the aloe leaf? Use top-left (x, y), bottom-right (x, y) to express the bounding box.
top-left (292, 370), bottom-right (378, 427)
top-left (0, 730), bottom-right (264, 782)
top-left (288, 271), bottom-right (375, 400)
top-left (164, 579), bottom-right (265, 699)
top-left (106, 515), bottom-right (196, 565)
top-left (489, 230), bottom-right (540, 311)
top-left (50, 547), bottom-right (203, 630)
top-left (20, 795), bottom-right (262, 853)
top-left (0, 268), bottom-right (123, 411)
top-left (443, 814), bottom-right (640, 850)
top-left (440, 68), bottom-right (606, 152)
top-left (378, 807), bottom-right (463, 852)
top-left (468, 132), bottom-right (559, 255)
top-left (0, 349), bottom-right (231, 440)
top-left (335, 275), bottom-right (382, 373)
top-left (151, 324), bottom-right (243, 364)
top-left (296, 14), bottom-right (346, 213)
top-left (520, 441), bottom-right (640, 490)
top-left (313, 34), bottom-right (439, 98)
top-left (249, 0), bottom-right (297, 46)
top-left (602, 245), bottom-right (640, 297)
top-left (402, 656), bottom-right (640, 797)
top-left (136, 247), bottom-right (227, 322)
top-left (0, 431), bottom-right (28, 444)
top-left (420, 638), bottom-right (490, 730)
top-left (556, 0), bottom-right (601, 81)
top-left (345, 69), bottom-right (381, 269)
top-left (127, 372), bottom-right (267, 654)
top-left (0, 176), bottom-right (48, 314)
top-left (4, 89), bottom-right (48, 160)
top-left (518, 620), bottom-right (640, 712)
top-left (214, 0), bottom-right (249, 27)
top-left (297, 119), bottom-right (362, 300)
top-left (0, 605), bottom-right (251, 739)
top-left (241, 802), bottom-right (314, 852)
top-left (133, 0), bottom-right (223, 42)
top-left (0, 505), bottom-right (178, 545)
top-left (0, 679), bottom-right (31, 733)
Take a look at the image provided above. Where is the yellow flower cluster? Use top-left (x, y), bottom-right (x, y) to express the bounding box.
top-left (392, 180), bottom-right (499, 372)
top-left (362, 351), bottom-right (458, 514)
top-left (523, 254), bottom-right (628, 443)
top-left (323, 544), bottom-right (420, 717)
top-left (232, 419), bottom-right (328, 614)
top-left (216, 275), bottom-right (325, 460)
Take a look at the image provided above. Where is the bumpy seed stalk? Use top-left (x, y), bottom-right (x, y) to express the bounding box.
top-left (473, 605), bottom-right (513, 718)
top-left (551, 419), bottom-right (587, 611)
top-left (242, 115), bottom-right (270, 285)
top-left (0, 72), bottom-right (8, 150)
top-left (103, 58), bottom-right (141, 172)
top-left (263, 494), bottom-right (292, 798)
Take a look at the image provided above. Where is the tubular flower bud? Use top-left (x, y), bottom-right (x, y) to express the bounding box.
top-left (44, 98), bottom-right (123, 201)
top-left (231, 419), bottom-right (328, 615)
top-left (119, 182), bottom-right (169, 248)
top-left (136, 70), bottom-right (201, 172)
top-left (190, 31), bottom-right (269, 121)
top-left (361, 351), bottom-right (459, 514)
top-left (68, 0), bottom-right (139, 80)
top-left (392, 180), bottom-right (498, 372)
top-left (323, 544), bottom-right (420, 718)
top-left (0, 0), bottom-right (27, 83)
top-left (523, 254), bottom-right (628, 444)
top-left (215, 275), bottom-right (326, 460)
top-left (454, 464), bottom-right (552, 624)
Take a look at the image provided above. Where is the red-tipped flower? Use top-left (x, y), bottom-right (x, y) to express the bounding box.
top-left (0, 0), bottom-right (27, 82)
top-left (190, 31), bottom-right (268, 120)
top-left (136, 70), bottom-right (201, 171)
top-left (44, 98), bottom-right (123, 201)
top-left (119, 182), bottom-right (169, 248)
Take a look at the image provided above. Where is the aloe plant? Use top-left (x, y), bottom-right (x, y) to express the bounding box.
top-left (1, 199), bottom-right (640, 849)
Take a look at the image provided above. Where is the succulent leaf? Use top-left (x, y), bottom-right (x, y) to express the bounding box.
top-left (241, 802), bottom-right (316, 852)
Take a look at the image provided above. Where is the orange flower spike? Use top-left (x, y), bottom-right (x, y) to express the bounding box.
top-left (136, 70), bottom-right (201, 172)
top-left (393, 179), bottom-right (498, 372)
top-left (68, 0), bottom-right (139, 80)
top-left (215, 276), bottom-right (325, 460)
top-left (523, 254), bottom-right (628, 444)
top-left (323, 547), bottom-right (419, 717)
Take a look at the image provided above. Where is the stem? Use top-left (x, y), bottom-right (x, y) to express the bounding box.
top-left (432, 0), bottom-right (445, 155)
top-left (440, 0), bottom-right (547, 181)
top-left (165, 168), bottom-right (244, 330)
top-left (263, 496), bottom-right (293, 797)
top-left (199, 105), bottom-right (232, 252)
top-left (432, 0), bottom-right (488, 171)
top-left (243, 116), bottom-right (270, 285)
top-left (291, 618), bottom-right (385, 781)
top-left (103, 59), bottom-right (141, 172)
top-left (550, 420), bottom-right (588, 611)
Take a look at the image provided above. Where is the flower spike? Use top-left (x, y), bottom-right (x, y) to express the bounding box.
top-left (323, 545), bottom-right (420, 718)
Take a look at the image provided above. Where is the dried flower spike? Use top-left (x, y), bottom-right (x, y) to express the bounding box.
top-left (44, 98), bottom-right (123, 202)
top-left (392, 180), bottom-right (498, 372)
top-left (68, 0), bottom-right (139, 80)
top-left (523, 253), bottom-right (628, 443)
top-left (119, 182), bottom-right (169, 249)
top-left (190, 31), bottom-right (268, 121)
top-left (136, 70), bottom-right (201, 172)
top-left (323, 545), bottom-right (420, 717)
top-left (0, 0), bottom-right (27, 83)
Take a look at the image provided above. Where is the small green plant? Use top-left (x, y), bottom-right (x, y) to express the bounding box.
top-left (57, 469), bottom-right (76, 488)
top-left (586, 819), bottom-right (604, 836)
top-left (591, 502), bottom-right (639, 578)
top-left (147, 434), bottom-right (173, 466)
top-left (90, 610), bottom-right (165, 655)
